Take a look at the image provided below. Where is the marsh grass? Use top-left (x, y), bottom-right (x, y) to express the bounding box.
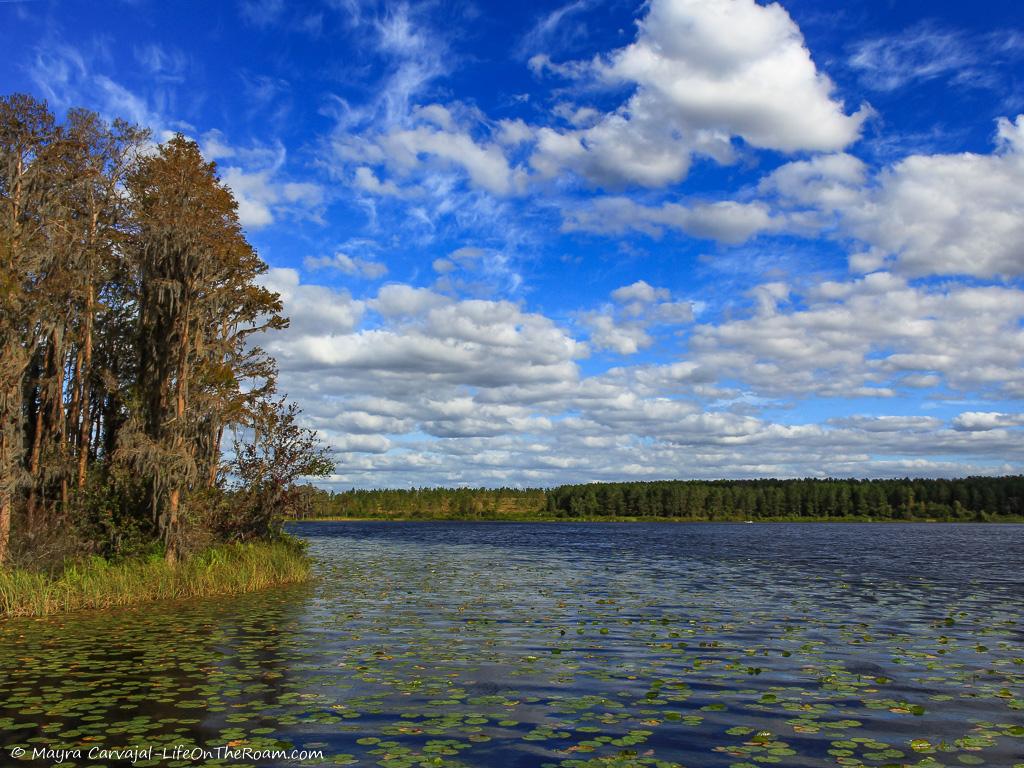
top-left (0, 538), bottom-right (310, 618)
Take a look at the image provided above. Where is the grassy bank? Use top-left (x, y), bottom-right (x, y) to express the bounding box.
top-left (0, 538), bottom-right (311, 619)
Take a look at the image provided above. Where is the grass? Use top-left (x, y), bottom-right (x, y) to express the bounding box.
top-left (0, 537), bottom-right (311, 619)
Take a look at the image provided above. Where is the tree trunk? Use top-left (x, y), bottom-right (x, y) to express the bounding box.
top-left (207, 423), bottom-right (224, 487)
top-left (25, 352), bottom-right (44, 529)
top-left (77, 283), bottom-right (95, 488)
top-left (165, 487), bottom-right (180, 565)
top-left (0, 489), bottom-right (9, 565)
top-left (164, 308), bottom-right (191, 565)
top-left (0, 364), bottom-right (24, 565)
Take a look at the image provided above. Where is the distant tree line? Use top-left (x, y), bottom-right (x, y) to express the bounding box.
top-left (299, 476), bottom-right (1024, 522)
top-left (295, 486), bottom-right (548, 520)
top-left (0, 94), bottom-right (329, 567)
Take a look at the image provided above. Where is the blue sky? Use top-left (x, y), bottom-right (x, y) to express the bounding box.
top-left (4, 0), bottom-right (1024, 487)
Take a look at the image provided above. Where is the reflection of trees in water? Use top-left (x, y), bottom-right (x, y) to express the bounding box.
top-left (0, 582), bottom-right (315, 768)
top-left (195, 583), bottom-right (316, 732)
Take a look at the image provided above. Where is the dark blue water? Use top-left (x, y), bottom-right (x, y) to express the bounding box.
top-left (2, 522), bottom-right (1022, 768)
top-left (289, 522), bottom-right (1024, 767)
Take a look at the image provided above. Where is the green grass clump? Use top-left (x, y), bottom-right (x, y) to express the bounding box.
top-left (0, 538), bottom-right (311, 619)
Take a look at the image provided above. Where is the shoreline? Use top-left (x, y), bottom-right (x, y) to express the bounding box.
top-left (0, 538), bottom-right (312, 620)
top-left (291, 516), bottom-right (1024, 524)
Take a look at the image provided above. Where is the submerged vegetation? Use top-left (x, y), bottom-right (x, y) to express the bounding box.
top-left (0, 93), bottom-right (329, 613)
top-left (298, 476), bottom-right (1024, 522)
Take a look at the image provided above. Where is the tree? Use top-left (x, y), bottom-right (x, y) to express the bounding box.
top-left (0, 93), bottom-right (321, 569)
top-left (117, 135), bottom-right (284, 562)
top-left (0, 94), bottom-right (59, 563)
top-left (225, 395), bottom-right (334, 540)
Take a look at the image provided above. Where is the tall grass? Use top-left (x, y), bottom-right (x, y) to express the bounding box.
top-left (0, 538), bottom-right (311, 619)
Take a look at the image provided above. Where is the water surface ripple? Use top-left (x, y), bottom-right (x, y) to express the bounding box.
top-left (2, 522), bottom-right (1022, 768)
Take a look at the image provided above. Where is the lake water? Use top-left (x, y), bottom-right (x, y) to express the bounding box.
top-left (2, 522), bottom-right (1023, 767)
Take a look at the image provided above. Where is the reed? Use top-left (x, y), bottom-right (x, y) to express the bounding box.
top-left (0, 538), bottom-right (311, 619)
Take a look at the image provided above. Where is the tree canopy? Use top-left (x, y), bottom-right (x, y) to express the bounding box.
top-left (0, 93), bottom-right (330, 567)
top-left (298, 476), bottom-right (1024, 522)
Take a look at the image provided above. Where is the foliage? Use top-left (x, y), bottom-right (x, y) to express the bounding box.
top-left (222, 396), bottom-right (334, 541)
top-left (0, 92), bottom-right (331, 569)
top-left (298, 476), bottom-right (1024, 522)
top-left (298, 486), bottom-right (549, 520)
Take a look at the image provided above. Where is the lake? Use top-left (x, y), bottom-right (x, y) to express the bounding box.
top-left (2, 522), bottom-right (1023, 767)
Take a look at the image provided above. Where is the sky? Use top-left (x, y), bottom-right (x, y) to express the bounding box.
top-left (3, 0), bottom-right (1024, 488)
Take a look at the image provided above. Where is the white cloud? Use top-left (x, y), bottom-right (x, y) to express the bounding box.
top-left (496, 118), bottom-right (534, 146)
top-left (760, 116), bottom-right (1024, 278)
top-left (304, 252), bottom-right (388, 279)
top-left (611, 280), bottom-right (670, 304)
top-left (133, 44), bottom-right (189, 83)
top-left (845, 115), bottom-right (1024, 277)
top-left (952, 412), bottom-right (1024, 431)
top-left (847, 24), bottom-right (1024, 93)
top-left (377, 125), bottom-right (524, 196)
top-left (30, 42), bottom-right (171, 135)
top-left (583, 282), bottom-right (695, 355)
top-left (759, 152), bottom-right (867, 212)
top-left (691, 272), bottom-right (1024, 399)
top-left (848, 23), bottom-right (977, 92)
top-left (517, 0), bottom-right (598, 59)
top-left (218, 145), bottom-right (326, 229)
top-left (354, 166), bottom-right (406, 197)
top-left (563, 196), bottom-right (781, 242)
top-left (250, 269), bottom-right (1024, 488)
top-left (260, 268), bottom-right (365, 337)
top-left (828, 415), bottom-right (944, 432)
top-left (531, 0), bottom-right (868, 187)
top-left (582, 312), bottom-right (653, 355)
top-left (430, 247), bottom-right (524, 297)
top-left (371, 284), bottom-right (450, 318)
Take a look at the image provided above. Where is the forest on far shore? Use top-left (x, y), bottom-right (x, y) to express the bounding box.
top-left (294, 476), bottom-right (1024, 522)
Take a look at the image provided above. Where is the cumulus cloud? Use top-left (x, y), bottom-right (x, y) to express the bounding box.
top-left (531, 0), bottom-right (868, 187)
top-left (249, 268), bottom-right (1024, 487)
top-left (563, 196), bottom-right (782, 242)
top-left (220, 165), bottom-right (325, 229)
top-left (611, 280), bottom-right (669, 305)
top-left (581, 282), bottom-right (695, 355)
top-left (260, 268), bottom-right (365, 337)
top-left (952, 412), bottom-right (1024, 431)
top-left (581, 313), bottom-right (653, 355)
top-left (761, 116), bottom-right (1024, 278)
top-left (759, 152), bottom-right (867, 212)
top-left (846, 115), bottom-right (1024, 277)
top-left (691, 272), bottom-right (1024, 399)
top-left (376, 124), bottom-right (526, 196)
